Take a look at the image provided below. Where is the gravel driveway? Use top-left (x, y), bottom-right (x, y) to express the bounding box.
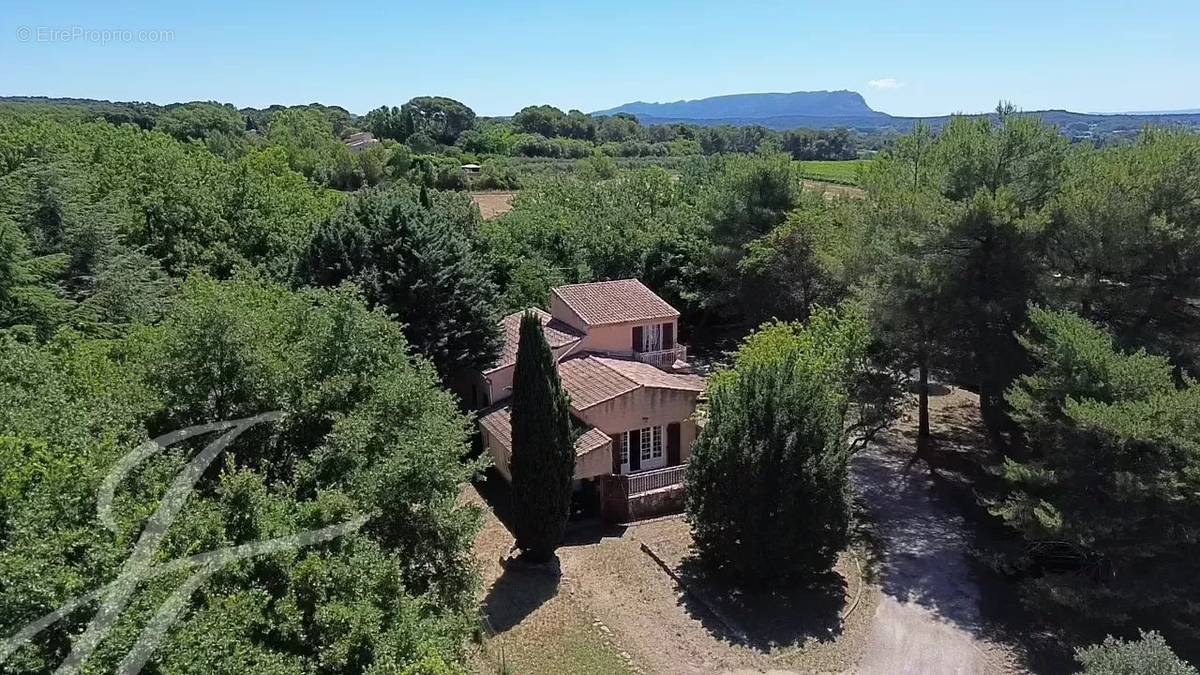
top-left (850, 390), bottom-right (1021, 675)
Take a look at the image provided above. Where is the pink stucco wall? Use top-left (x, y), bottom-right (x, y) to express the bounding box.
top-left (549, 294), bottom-right (678, 356)
top-left (575, 387), bottom-right (699, 467)
top-left (482, 386), bottom-right (698, 483)
top-left (481, 341), bottom-right (581, 405)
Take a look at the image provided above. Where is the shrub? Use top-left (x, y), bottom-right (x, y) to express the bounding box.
top-left (1076, 631), bottom-right (1197, 675)
top-left (686, 308), bottom-right (873, 584)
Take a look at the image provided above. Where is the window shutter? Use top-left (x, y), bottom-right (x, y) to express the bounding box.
top-left (629, 428), bottom-right (641, 471)
top-left (610, 434), bottom-right (622, 474)
top-left (663, 322), bottom-right (674, 350)
top-left (667, 423), bottom-right (681, 466)
top-left (632, 326), bottom-right (643, 352)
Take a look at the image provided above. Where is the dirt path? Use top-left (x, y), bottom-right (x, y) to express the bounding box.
top-left (851, 388), bottom-right (1021, 674)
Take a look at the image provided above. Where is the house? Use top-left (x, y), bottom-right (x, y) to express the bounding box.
top-left (461, 163), bottom-right (482, 174)
top-left (344, 131), bottom-right (379, 153)
top-left (474, 279), bottom-right (704, 522)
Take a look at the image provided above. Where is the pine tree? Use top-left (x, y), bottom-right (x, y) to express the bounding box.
top-left (0, 218), bottom-right (72, 338)
top-left (509, 311), bottom-right (575, 563)
top-left (297, 187), bottom-right (501, 380)
top-left (995, 308), bottom-right (1200, 652)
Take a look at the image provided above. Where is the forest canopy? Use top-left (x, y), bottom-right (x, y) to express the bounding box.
top-left (1, 94), bottom-right (1198, 670)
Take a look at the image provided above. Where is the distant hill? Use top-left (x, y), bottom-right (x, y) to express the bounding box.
top-left (593, 90), bottom-right (1200, 135)
top-left (5, 94), bottom-right (1200, 140)
top-left (1105, 108), bottom-right (1200, 115)
top-left (593, 90), bottom-right (886, 121)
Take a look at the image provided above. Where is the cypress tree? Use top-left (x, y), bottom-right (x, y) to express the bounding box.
top-left (509, 311), bottom-right (575, 563)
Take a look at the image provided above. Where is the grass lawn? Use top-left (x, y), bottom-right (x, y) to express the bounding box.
top-left (480, 599), bottom-right (635, 675)
top-left (797, 159), bottom-right (871, 186)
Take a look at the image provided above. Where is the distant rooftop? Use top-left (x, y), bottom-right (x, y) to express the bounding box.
top-left (552, 279), bottom-right (679, 326)
top-left (344, 131), bottom-right (378, 149)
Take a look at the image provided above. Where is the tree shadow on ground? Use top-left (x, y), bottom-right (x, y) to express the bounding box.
top-left (473, 468), bottom-right (518, 537)
top-left (481, 564), bottom-right (561, 633)
top-left (561, 519), bottom-right (625, 546)
top-left (853, 395), bottom-right (1068, 672)
top-left (472, 468), bottom-right (625, 547)
top-left (672, 555), bottom-right (847, 652)
top-left (852, 447), bottom-right (989, 632)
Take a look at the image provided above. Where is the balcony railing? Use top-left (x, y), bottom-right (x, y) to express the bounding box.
top-left (625, 464), bottom-right (687, 496)
top-left (635, 345), bottom-right (688, 369)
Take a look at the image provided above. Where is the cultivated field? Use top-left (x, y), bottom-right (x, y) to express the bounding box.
top-left (798, 159), bottom-right (870, 186)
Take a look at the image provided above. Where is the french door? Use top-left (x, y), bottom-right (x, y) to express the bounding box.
top-left (619, 425), bottom-right (665, 473)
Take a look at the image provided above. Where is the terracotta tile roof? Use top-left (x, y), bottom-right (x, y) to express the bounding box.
top-left (575, 427), bottom-right (613, 455)
top-left (478, 404), bottom-right (611, 458)
top-left (552, 279), bottom-right (679, 326)
top-left (557, 356), bottom-right (639, 409)
top-left (556, 355), bottom-right (705, 410)
top-left (478, 404), bottom-right (513, 450)
top-left (589, 356), bottom-right (706, 392)
top-left (485, 308), bottom-right (583, 374)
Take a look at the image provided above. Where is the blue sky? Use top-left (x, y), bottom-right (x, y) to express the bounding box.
top-left (1, 0), bottom-right (1196, 117)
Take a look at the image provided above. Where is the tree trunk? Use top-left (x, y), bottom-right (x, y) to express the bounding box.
top-left (917, 356), bottom-right (931, 457)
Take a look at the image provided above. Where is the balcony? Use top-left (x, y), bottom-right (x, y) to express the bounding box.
top-left (635, 344), bottom-right (689, 370)
top-left (625, 464), bottom-right (687, 496)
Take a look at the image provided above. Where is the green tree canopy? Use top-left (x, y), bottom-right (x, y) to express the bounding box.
top-left (297, 187), bottom-right (501, 380)
top-left (995, 307), bottom-right (1200, 652)
top-left (0, 217), bottom-right (71, 338)
top-left (687, 307), bottom-right (884, 584)
top-left (0, 275), bottom-right (480, 673)
top-left (1076, 631), bottom-right (1197, 675)
top-left (401, 96), bottom-right (476, 145)
top-left (1045, 128), bottom-right (1200, 374)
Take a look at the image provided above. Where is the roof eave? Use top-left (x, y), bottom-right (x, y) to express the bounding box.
top-left (581, 311), bottom-right (681, 327)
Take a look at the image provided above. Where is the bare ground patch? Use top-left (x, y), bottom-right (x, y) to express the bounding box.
top-left (801, 179), bottom-right (865, 199)
top-left (631, 517), bottom-right (877, 674)
top-left (470, 191), bottom-right (517, 219)
top-left (463, 482), bottom-right (636, 674)
top-left (468, 487), bottom-right (876, 675)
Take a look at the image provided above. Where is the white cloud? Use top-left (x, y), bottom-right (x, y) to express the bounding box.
top-left (868, 78), bottom-right (904, 90)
